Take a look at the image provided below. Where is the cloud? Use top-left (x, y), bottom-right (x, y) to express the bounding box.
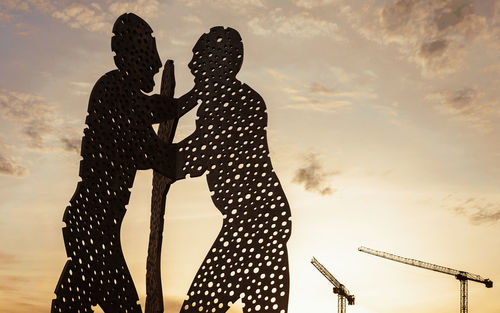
top-left (2, 0), bottom-right (160, 33)
top-left (451, 197), bottom-right (500, 225)
top-left (180, 0), bottom-right (265, 9)
top-left (292, 0), bottom-right (339, 9)
top-left (0, 152), bottom-right (28, 177)
top-left (182, 14), bottom-right (202, 24)
top-left (12, 21), bottom-right (39, 36)
top-left (1, 0), bottom-right (30, 12)
top-left (248, 9), bottom-right (342, 40)
top-left (0, 10), bottom-right (14, 21)
top-left (51, 2), bottom-right (109, 32)
top-left (70, 81), bottom-right (93, 96)
top-left (0, 89), bottom-right (49, 121)
top-left (292, 152), bottom-right (339, 195)
top-left (60, 136), bottom-right (81, 154)
top-left (343, 0), bottom-right (489, 76)
top-left (177, 0), bottom-right (266, 16)
top-left (428, 86), bottom-right (495, 132)
top-left (0, 88), bottom-right (81, 153)
top-left (436, 87), bottom-right (480, 113)
top-left (0, 275), bottom-right (27, 292)
top-left (108, 0), bottom-right (160, 21)
top-left (0, 88), bottom-right (54, 148)
top-left (266, 69), bottom-right (376, 113)
top-left (418, 38), bottom-right (449, 58)
top-left (0, 251), bottom-right (16, 267)
top-left (309, 82), bottom-right (336, 96)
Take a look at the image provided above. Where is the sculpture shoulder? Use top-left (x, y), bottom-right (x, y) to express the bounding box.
top-left (89, 70), bottom-right (124, 100)
top-left (241, 83), bottom-right (267, 113)
top-left (242, 83), bottom-right (265, 103)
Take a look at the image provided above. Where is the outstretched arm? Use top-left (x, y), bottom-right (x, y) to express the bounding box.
top-left (141, 94), bottom-right (177, 124)
top-left (141, 87), bottom-right (200, 124)
top-left (136, 129), bottom-right (210, 182)
top-left (167, 129), bottom-right (212, 181)
top-left (175, 90), bottom-right (200, 118)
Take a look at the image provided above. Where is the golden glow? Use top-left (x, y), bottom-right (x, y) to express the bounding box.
top-left (1, 1), bottom-right (500, 312)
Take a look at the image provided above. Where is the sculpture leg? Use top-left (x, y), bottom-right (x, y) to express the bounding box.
top-left (241, 247), bottom-right (290, 313)
top-left (51, 260), bottom-right (93, 313)
top-left (179, 231), bottom-right (241, 313)
top-left (178, 262), bottom-right (240, 313)
top-left (53, 227), bottom-right (142, 313)
top-left (94, 252), bottom-right (143, 313)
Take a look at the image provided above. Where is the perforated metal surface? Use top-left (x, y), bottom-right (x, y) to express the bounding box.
top-left (51, 13), bottom-right (176, 313)
top-left (172, 27), bottom-right (292, 313)
top-left (51, 17), bottom-right (291, 313)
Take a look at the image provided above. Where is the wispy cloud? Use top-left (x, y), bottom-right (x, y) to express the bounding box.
top-left (2, 0), bottom-right (160, 33)
top-left (248, 9), bottom-right (343, 40)
top-left (0, 275), bottom-right (27, 292)
top-left (0, 152), bottom-right (28, 177)
top-left (0, 251), bottom-right (16, 268)
top-left (343, 0), bottom-right (490, 76)
top-left (0, 88), bottom-right (54, 148)
top-left (70, 81), bottom-right (93, 96)
top-left (181, 0), bottom-right (265, 8)
top-left (0, 88), bottom-right (81, 153)
top-left (292, 152), bottom-right (339, 195)
top-left (51, 2), bottom-right (109, 32)
top-left (450, 197), bottom-right (500, 225)
top-left (0, 0), bottom-right (30, 13)
top-left (428, 86), bottom-right (495, 132)
top-left (292, 0), bottom-right (339, 9)
top-left (266, 69), bottom-right (376, 113)
top-left (59, 137), bottom-right (81, 154)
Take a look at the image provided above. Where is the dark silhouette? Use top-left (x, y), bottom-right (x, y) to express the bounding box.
top-left (146, 59), bottom-right (177, 313)
top-left (51, 13), bottom-right (179, 313)
top-left (170, 27), bottom-right (292, 313)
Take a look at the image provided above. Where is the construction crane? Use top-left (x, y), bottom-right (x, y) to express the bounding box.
top-left (311, 257), bottom-right (355, 313)
top-left (358, 246), bottom-right (493, 313)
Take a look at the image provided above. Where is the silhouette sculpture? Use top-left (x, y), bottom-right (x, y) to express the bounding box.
top-left (51, 13), bottom-right (179, 313)
top-left (167, 27), bottom-right (292, 313)
top-left (51, 13), bottom-right (292, 313)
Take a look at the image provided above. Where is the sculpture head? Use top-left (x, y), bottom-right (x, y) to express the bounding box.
top-left (111, 13), bottom-right (161, 93)
top-left (189, 26), bottom-right (243, 82)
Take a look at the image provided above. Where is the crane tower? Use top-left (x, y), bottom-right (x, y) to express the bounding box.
top-left (311, 257), bottom-right (355, 313)
top-left (359, 246), bottom-right (492, 313)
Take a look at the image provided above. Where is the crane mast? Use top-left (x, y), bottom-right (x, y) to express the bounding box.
top-left (311, 257), bottom-right (355, 313)
top-left (359, 246), bottom-right (493, 313)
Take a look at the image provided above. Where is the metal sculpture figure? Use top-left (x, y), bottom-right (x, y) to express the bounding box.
top-left (51, 13), bottom-right (179, 313)
top-left (51, 13), bottom-right (291, 313)
top-left (167, 26), bottom-right (292, 313)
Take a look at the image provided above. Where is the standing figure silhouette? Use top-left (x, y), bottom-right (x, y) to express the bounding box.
top-left (170, 27), bottom-right (292, 313)
top-left (51, 13), bottom-right (178, 313)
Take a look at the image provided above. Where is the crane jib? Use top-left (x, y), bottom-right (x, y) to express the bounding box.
top-left (358, 246), bottom-right (493, 288)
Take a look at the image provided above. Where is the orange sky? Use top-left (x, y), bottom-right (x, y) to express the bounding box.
top-left (1, 0), bottom-right (500, 313)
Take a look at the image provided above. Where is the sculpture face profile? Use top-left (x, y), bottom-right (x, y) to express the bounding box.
top-left (111, 13), bottom-right (162, 93)
top-left (188, 27), bottom-right (243, 80)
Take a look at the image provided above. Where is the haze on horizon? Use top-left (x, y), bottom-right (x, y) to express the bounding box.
top-left (1, 0), bottom-right (500, 313)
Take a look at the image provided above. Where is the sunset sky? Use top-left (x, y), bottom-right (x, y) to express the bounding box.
top-left (1, 0), bottom-right (500, 312)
